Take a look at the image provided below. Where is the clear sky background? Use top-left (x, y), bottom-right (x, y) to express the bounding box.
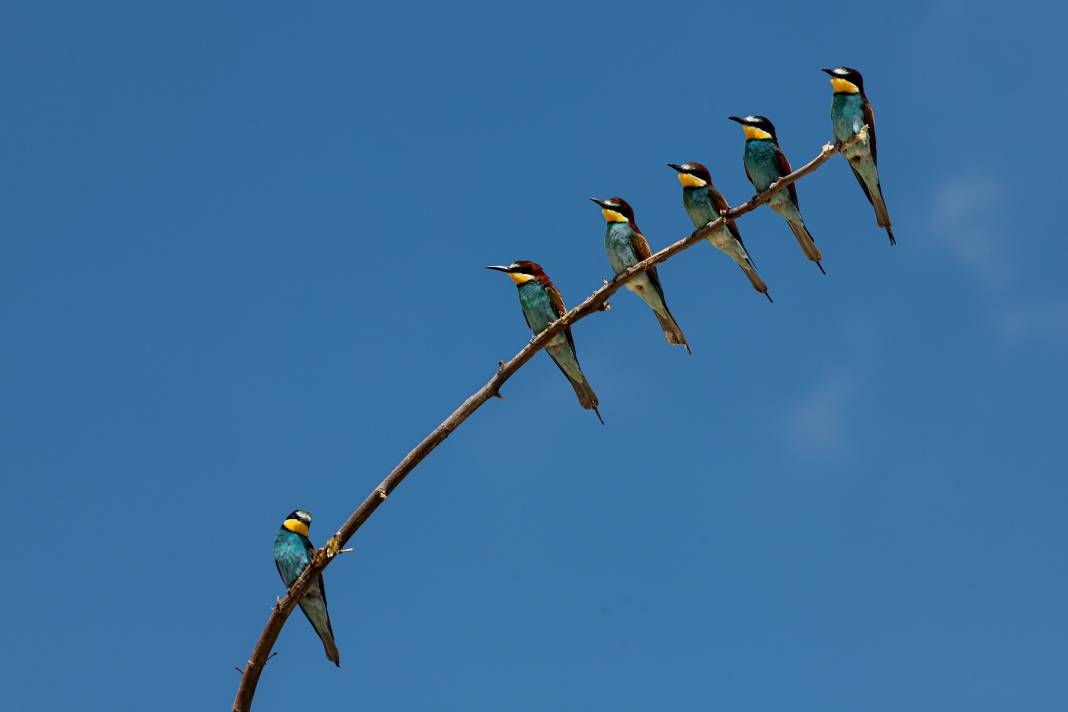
top-left (3, 1), bottom-right (1066, 710)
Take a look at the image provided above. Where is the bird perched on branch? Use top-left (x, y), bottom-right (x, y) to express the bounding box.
top-left (273, 509), bottom-right (340, 666)
top-left (485, 261), bottom-right (603, 423)
top-left (822, 66), bottom-right (895, 245)
top-left (667, 162), bottom-right (772, 302)
top-left (591, 197), bottom-right (691, 353)
top-left (728, 115), bottom-right (825, 274)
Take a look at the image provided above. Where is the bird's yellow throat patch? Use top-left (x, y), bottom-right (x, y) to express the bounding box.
top-left (678, 173), bottom-right (707, 188)
top-left (602, 208), bottom-right (629, 223)
top-left (830, 77), bottom-right (860, 94)
top-left (742, 125), bottom-right (774, 141)
top-left (508, 272), bottom-right (536, 284)
top-left (283, 518), bottom-right (310, 537)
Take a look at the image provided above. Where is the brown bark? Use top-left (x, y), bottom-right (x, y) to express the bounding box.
top-left (232, 130), bottom-right (868, 712)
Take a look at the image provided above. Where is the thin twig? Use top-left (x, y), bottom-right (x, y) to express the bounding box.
top-left (231, 128), bottom-right (866, 712)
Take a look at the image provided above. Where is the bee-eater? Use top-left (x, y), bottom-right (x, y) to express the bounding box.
top-left (485, 261), bottom-right (603, 423)
top-left (727, 115), bottom-right (826, 274)
top-left (591, 197), bottom-right (692, 353)
top-left (666, 162), bottom-right (772, 302)
top-left (273, 509), bottom-right (340, 667)
top-left (822, 67), bottom-right (896, 245)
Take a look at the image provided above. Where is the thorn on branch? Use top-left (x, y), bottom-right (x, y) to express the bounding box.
top-left (376, 488), bottom-right (388, 500)
top-left (235, 652), bottom-right (277, 675)
top-left (597, 301), bottom-right (610, 312)
top-left (325, 535), bottom-right (343, 558)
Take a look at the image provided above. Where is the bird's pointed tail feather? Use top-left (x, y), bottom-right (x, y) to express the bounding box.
top-left (322, 632), bottom-right (340, 667)
top-left (849, 164), bottom-right (895, 245)
top-left (298, 597), bottom-right (340, 667)
top-left (787, 220), bottom-right (824, 273)
top-left (547, 343), bottom-right (602, 419)
top-left (741, 264), bottom-right (771, 301)
top-left (653, 307), bottom-right (691, 354)
top-left (567, 374), bottom-right (600, 414)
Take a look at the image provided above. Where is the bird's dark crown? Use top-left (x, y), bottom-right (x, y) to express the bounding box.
top-left (669, 162), bottom-right (712, 182)
top-left (729, 115), bottom-right (777, 137)
top-left (592, 197), bottom-right (635, 221)
top-left (286, 509), bottom-right (312, 525)
top-left (484, 260), bottom-right (551, 285)
top-left (508, 260), bottom-right (543, 276)
top-left (822, 66), bottom-right (865, 92)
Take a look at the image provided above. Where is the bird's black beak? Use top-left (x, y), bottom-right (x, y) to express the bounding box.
top-left (485, 265), bottom-right (512, 273)
top-left (666, 163), bottom-right (684, 172)
top-left (820, 68), bottom-right (836, 76)
top-left (727, 115), bottom-right (747, 125)
top-left (589, 198), bottom-right (607, 208)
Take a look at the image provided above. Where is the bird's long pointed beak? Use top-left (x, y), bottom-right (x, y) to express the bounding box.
top-left (589, 198), bottom-right (607, 207)
top-left (666, 163), bottom-right (684, 172)
top-left (727, 115), bottom-right (746, 125)
top-left (484, 265), bottom-right (512, 273)
top-left (820, 67), bottom-right (836, 76)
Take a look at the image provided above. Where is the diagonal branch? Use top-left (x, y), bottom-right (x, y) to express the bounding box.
top-left (231, 128), bottom-right (867, 712)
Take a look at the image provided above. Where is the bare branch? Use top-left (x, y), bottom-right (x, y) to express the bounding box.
top-left (231, 129), bottom-right (865, 712)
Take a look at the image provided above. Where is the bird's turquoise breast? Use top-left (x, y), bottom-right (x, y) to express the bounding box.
top-left (604, 223), bottom-right (639, 275)
top-left (682, 188), bottom-right (717, 228)
top-left (831, 93), bottom-right (865, 144)
top-left (517, 281), bottom-right (558, 334)
top-left (274, 529), bottom-right (311, 586)
top-left (743, 140), bottom-right (782, 191)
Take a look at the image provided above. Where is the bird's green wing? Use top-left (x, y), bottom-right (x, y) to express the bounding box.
top-left (708, 188), bottom-right (745, 244)
top-left (544, 283), bottom-right (578, 356)
top-left (628, 230), bottom-right (670, 304)
top-left (708, 187), bottom-right (731, 216)
top-left (299, 535), bottom-right (330, 608)
top-left (317, 573), bottom-right (329, 608)
top-left (863, 100), bottom-right (878, 164)
top-left (773, 145), bottom-right (800, 207)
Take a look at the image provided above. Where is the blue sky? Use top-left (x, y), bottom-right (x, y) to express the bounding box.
top-left (3, 1), bottom-right (1066, 709)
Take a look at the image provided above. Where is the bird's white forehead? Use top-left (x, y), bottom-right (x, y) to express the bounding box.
top-left (746, 115), bottom-right (760, 122)
top-left (295, 510), bottom-right (312, 522)
top-left (832, 68), bottom-right (849, 76)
